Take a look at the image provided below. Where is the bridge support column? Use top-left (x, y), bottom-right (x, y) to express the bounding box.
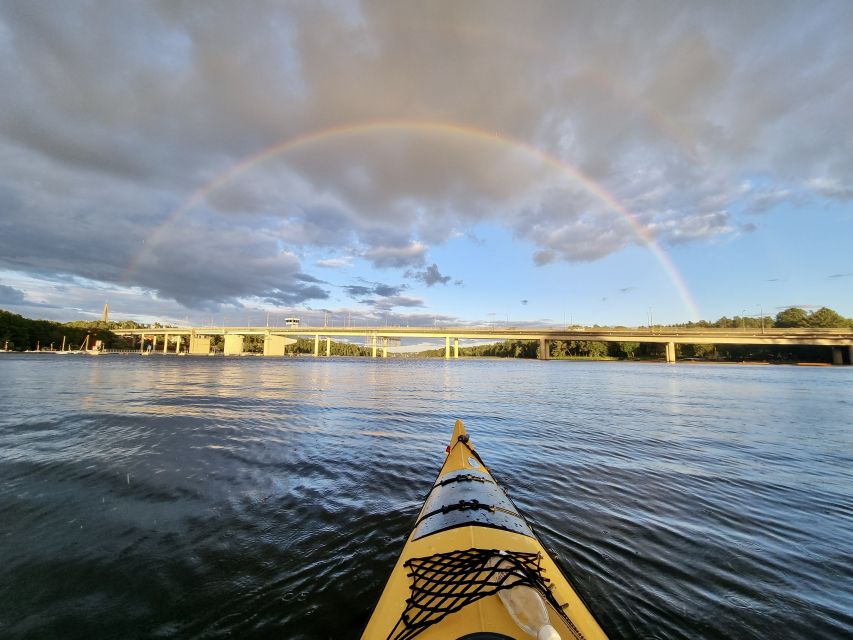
top-left (539, 338), bottom-right (550, 360)
top-left (382, 341), bottom-right (388, 358)
top-left (163, 334), bottom-right (169, 353)
top-left (445, 337), bottom-right (450, 359)
top-left (263, 334), bottom-right (291, 356)
top-left (189, 336), bottom-right (211, 355)
top-left (454, 338), bottom-right (459, 359)
top-left (152, 336), bottom-right (158, 351)
top-left (140, 334), bottom-right (145, 353)
top-left (314, 334), bottom-right (320, 357)
top-left (371, 335), bottom-right (377, 358)
top-left (832, 347), bottom-right (843, 365)
top-left (224, 334), bottom-right (244, 356)
top-left (665, 342), bottom-right (676, 363)
top-left (325, 337), bottom-right (331, 357)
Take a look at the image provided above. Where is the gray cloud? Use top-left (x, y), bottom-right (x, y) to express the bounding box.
top-left (746, 187), bottom-right (795, 214)
top-left (405, 263), bottom-right (451, 287)
top-left (373, 283), bottom-right (405, 297)
top-left (339, 277), bottom-right (424, 311)
top-left (651, 211), bottom-right (732, 245)
top-left (343, 279), bottom-right (408, 302)
top-left (363, 242), bottom-right (428, 269)
top-left (370, 295), bottom-right (425, 311)
top-left (0, 283), bottom-right (27, 305)
top-left (1, 1), bottom-right (852, 316)
top-left (343, 285), bottom-right (373, 298)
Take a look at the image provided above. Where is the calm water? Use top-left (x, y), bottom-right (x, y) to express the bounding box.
top-left (1, 354), bottom-right (851, 639)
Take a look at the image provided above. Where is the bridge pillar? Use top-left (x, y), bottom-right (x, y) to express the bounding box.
top-left (665, 342), bottom-right (676, 363)
top-left (539, 338), bottom-right (550, 360)
top-left (163, 334), bottom-right (169, 353)
top-left (325, 337), bottom-right (331, 357)
top-left (263, 334), bottom-right (292, 356)
top-left (152, 335), bottom-right (158, 351)
top-left (444, 337), bottom-right (450, 359)
top-left (224, 334), bottom-right (244, 356)
top-left (189, 336), bottom-right (211, 355)
top-left (831, 347), bottom-right (843, 365)
top-left (372, 335), bottom-right (377, 358)
top-left (382, 342), bottom-right (388, 358)
top-left (140, 334), bottom-right (145, 354)
top-left (454, 338), bottom-right (459, 359)
top-left (314, 334), bottom-right (320, 357)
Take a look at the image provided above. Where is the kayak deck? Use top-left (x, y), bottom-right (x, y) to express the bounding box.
top-left (361, 420), bottom-right (608, 640)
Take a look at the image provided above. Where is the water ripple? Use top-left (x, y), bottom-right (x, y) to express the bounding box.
top-left (0, 355), bottom-right (851, 638)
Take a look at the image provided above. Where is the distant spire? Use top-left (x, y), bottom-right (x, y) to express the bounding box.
top-left (102, 302), bottom-right (109, 324)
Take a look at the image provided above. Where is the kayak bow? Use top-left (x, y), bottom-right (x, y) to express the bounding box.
top-left (361, 420), bottom-right (608, 640)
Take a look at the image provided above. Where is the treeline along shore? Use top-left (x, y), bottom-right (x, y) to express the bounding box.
top-left (419, 307), bottom-right (853, 363)
top-left (2, 306), bottom-right (851, 363)
top-left (418, 338), bottom-right (838, 363)
top-left (0, 310), bottom-right (373, 355)
top-left (0, 310), bottom-right (126, 351)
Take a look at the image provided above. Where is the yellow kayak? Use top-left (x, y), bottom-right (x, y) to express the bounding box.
top-left (361, 420), bottom-right (608, 640)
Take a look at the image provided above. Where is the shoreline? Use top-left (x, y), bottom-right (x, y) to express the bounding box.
top-left (1, 351), bottom-right (839, 366)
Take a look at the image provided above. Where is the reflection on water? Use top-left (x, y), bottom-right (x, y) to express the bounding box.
top-left (1, 354), bottom-right (851, 639)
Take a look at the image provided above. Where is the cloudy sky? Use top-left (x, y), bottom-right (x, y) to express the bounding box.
top-left (1, 0), bottom-right (851, 328)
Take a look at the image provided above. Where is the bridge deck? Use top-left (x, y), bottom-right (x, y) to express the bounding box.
top-left (112, 326), bottom-right (853, 346)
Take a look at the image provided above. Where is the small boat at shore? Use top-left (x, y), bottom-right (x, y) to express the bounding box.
top-left (361, 420), bottom-right (608, 640)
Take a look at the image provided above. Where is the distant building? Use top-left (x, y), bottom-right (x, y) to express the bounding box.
top-left (285, 317), bottom-right (300, 327)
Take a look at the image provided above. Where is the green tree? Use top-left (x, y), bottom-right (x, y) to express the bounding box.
top-left (807, 307), bottom-right (849, 328)
top-left (586, 341), bottom-right (609, 358)
top-left (775, 307), bottom-right (809, 327)
top-left (617, 341), bottom-right (640, 359)
top-left (692, 344), bottom-right (717, 359)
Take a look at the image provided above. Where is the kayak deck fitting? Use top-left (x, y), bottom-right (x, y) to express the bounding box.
top-left (361, 420), bottom-right (608, 640)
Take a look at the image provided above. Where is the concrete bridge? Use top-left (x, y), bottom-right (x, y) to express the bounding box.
top-left (111, 326), bottom-right (853, 364)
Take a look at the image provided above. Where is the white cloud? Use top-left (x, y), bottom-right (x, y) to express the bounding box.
top-left (315, 256), bottom-right (353, 269)
top-left (806, 177), bottom-right (853, 200)
top-left (0, 1), bottom-right (851, 316)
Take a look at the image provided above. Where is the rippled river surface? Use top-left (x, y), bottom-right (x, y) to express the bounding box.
top-left (1, 355), bottom-right (851, 639)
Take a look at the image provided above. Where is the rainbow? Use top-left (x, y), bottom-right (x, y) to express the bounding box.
top-left (124, 119), bottom-right (701, 320)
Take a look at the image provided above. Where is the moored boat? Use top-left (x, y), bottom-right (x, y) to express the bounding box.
top-left (361, 420), bottom-right (608, 640)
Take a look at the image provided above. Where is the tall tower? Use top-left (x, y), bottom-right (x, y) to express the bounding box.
top-left (102, 302), bottom-right (109, 324)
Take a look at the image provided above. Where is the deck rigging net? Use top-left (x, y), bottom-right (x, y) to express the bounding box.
top-left (386, 547), bottom-right (583, 640)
